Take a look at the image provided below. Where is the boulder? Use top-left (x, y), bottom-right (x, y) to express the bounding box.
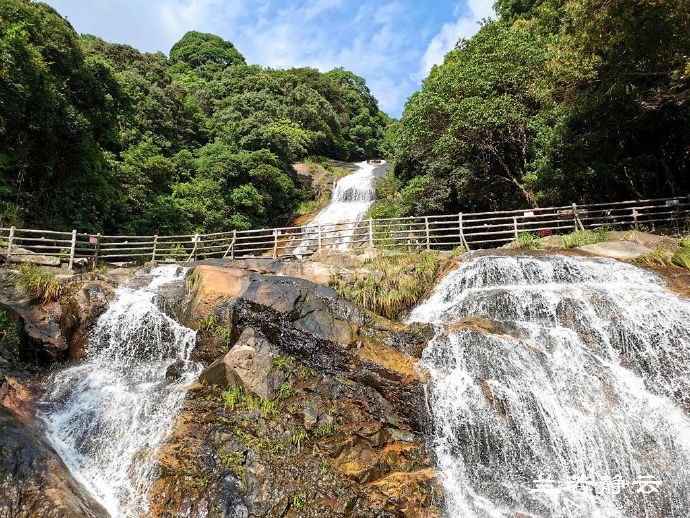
top-left (578, 241), bottom-right (652, 260)
top-left (0, 407), bottom-right (108, 518)
top-left (200, 328), bottom-right (286, 399)
top-left (187, 265), bottom-right (432, 430)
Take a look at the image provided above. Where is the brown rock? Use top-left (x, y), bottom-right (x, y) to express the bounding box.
top-left (0, 407), bottom-right (108, 518)
top-left (200, 328), bottom-right (286, 399)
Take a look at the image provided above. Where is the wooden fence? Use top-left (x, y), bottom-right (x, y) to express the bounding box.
top-left (1, 196), bottom-right (689, 267)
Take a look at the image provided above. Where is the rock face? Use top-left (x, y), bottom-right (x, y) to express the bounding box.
top-left (0, 406), bottom-right (108, 518)
top-left (151, 264), bottom-right (441, 517)
top-left (60, 280), bottom-right (116, 361)
top-left (579, 241), bottom-right (652, 260)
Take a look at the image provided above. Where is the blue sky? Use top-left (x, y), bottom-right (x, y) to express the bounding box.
top-left (45, 0), bottom-right (494, 117)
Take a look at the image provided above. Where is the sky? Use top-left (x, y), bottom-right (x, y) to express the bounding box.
top-left (45, 0), bottom-right (495, 117)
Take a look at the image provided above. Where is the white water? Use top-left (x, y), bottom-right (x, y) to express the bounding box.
top-left (409, 254), bottom-right (690, 518)
top-left (39, 265), bottom-right (200, 517)
top-left (295, 160), bottom-right (381, 254)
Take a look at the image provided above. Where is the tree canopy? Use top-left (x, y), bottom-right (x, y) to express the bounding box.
top-left (0, 1), bottom-right (388, 233)
top-left (386, 0), bottom-right (690, 216)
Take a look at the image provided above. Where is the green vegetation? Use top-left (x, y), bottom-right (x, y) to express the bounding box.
top-left (313, 422), bottom-right (338, 439)
top-left (0, 1), bottom-right (388, 233)
top-left (385, 0), bottom-right (690, 216)
top-left (562, 228), bottom-right (610, 249)
top-left (515, 233), bottom-right (543, 251)
top-left (329, 251), bottom-right (443, 319)
top-left (636, 237), bottom-right (690, 270)
top-left (14, 264), bottom-right (62, 304)
top-left (221, 386), bottom-right (279, 418)
top-left (196, 314), bottom-right (231, 343)
top-left (290, 429), bottom-right (309, 452)
top-left (292, 492), bottom-right (307, 510)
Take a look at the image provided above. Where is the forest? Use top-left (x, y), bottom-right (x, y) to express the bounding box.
top-left (1, 0), bottom-right (689, 233)
top-left (0, 0), bottom-right (388, 233)
top-left (380, 0), bottom-right (690, 218)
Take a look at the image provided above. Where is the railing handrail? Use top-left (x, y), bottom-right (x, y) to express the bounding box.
top-left (2, 195), bottom-right (689, 265)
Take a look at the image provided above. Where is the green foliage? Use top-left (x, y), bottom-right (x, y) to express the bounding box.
top-left (0, 3), bottom-right (388, 235)
top-left (672, 249), bottom-right (690, 270)
top-left (329, 251), bottom-right (442, 319)
top-left (169, 31), bottom-right (245, 68)
top-left (277, 382), bottom-right (294, 401)
top-left (313, 422), bottom-right (338, 439)
top-left (636, 247), bottom-right (674, 268)
top-left (562, 228), bottom-right (610, 249)
top-left (292, 493), bottom-right (307, 510)
top-left (0, 309), bottom-right (20, 348)
top-left (290, 429), bottom-right (309, 452)
top-left (222, 387), bottom-right (244, 411)
top-left (391, 0), bottom-right (690, 214)
top-left (14, 264), bottom-right (62, 304)
top-left (515, 233), bottom-right (543, 250)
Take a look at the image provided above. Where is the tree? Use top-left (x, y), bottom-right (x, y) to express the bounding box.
top-left (169, 31), bottom-right (245, 68)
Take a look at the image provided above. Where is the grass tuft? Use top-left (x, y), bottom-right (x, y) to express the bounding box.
top-left (515, 232), bottom-right (542, 250)
top-left (329, 251), bottom-right (443, 319)
top-left (562, 228), bottom-right (610, 249)
top-left (14, 263), bottom-right (62, 304)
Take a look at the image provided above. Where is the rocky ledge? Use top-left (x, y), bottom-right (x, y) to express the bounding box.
top-left (149, 264), bottom-right (442, 517)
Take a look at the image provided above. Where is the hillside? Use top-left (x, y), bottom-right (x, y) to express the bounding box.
top-left (0, 1), bottom-right (389, 235)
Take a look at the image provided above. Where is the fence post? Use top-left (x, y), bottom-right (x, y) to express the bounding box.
top-left (187, 234), bottom-right (199, 262)
top-left (368, 218), bottom-right (374, 248)
top-left (151, 235), bottom-right (158, 263)
top-left (317, 225), bottom-right (322, 251)
top-left (68, 229), bottom-right (77, 270)
top-left (513, 216), bottom-right (519, 240)
top-left (632, 209), bottom-right (639, 231)
top-left (424, 217), bottom-right (430, 250)
top-left (572, 203), bottom-right (578, 230)
top-left (273, 229), bottom-right (278, 259)
top-left (94, 233), bottom-right (102, 267)
top-left (458, 213), bottom-right (470, 251)
top-left (229, 230), bottom-right (237, 260)
top-left (6, 226), bottom-right (15, 264)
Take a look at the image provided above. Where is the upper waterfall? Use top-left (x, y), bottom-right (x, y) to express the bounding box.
top-left (294, 160), bottom-right (382, 254)
top-left (38, 265), bottom-right (200, 517)
top-left (409, 254), bottom-right (690, 518)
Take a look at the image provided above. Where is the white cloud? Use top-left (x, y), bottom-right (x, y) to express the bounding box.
top-left (418, 0), bottom-right (494, 78)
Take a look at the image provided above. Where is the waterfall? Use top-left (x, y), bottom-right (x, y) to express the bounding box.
top-left (409, 254), bottom-right (690, 518)
top-left (38, 265), bottom-right (200, 517)
top-left (294, 160), bottom-right (381, 254)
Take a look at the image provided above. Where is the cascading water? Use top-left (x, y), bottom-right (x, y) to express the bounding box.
top-left (409, 254), bottom-right (690, 518)
top-left (294, 160), bottom-right (382, 254)
top-left (38, 265), bottom-right (200, 517)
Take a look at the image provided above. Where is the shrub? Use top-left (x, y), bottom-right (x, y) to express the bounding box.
top-left (14, 264), bottom-right (62, 304)
top-left (329, 251), bottom-right (443, 319)
top-left (679, 236), bottom-right (690, 250)
top-left (515, 232), bottom-right (542, 250)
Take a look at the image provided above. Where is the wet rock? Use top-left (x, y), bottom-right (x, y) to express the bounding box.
top-left (187, 265), bottom-right (430, 429)
top-left (200, 328), bottom-right (286, 399)
top-left (0, 407), bottom-right (108, 518)
top-left (60, 280), bottom-right (115, 361)
top-left (165, 359), bottom-right (190, 381)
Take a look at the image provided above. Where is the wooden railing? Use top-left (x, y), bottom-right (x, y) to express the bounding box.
top-left (1, 196), bottom-right (689, 266)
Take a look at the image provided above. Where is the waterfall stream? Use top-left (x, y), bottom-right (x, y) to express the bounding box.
top-left (294, 160), bottom-right (382, 254)
top-left (38, 265), bottom-right (200, 517)
top-left (409, 254), bottom-right (690, 518)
